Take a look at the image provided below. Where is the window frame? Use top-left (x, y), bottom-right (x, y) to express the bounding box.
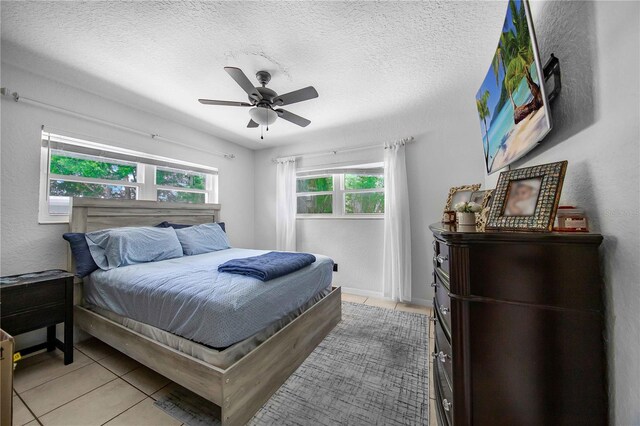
top-left (296, 166), bottom-right (385, 219)
top-left (39, 133), bottom-right (218, 224)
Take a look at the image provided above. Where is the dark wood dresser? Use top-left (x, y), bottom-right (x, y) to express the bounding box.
top-left (430, 223), bottom-right (607, 426)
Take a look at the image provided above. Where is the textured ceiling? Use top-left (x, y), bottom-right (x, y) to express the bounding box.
top-left (1, 1), bottom-right (507, 149)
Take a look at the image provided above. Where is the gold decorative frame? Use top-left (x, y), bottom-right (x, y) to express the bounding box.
top-left (443, 184), bottom-right (481, 213)
top-left (471, 189), bottom-right (494, 230)
top-left (487, 161), bottom-right (568, 231)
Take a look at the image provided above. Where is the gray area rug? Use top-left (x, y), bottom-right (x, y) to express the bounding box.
top-left (155, 301), bottom-right (429, 425)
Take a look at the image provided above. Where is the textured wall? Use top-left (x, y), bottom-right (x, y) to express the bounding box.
top-left (0, 62), bottom-right (256, 347)
top-left (253, 97), bottom-right (486, 304)
top-left (492, 2), bottom-right (640, 423)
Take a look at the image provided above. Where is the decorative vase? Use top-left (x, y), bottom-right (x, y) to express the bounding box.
top-left (456, 212), bottom-right (476, 225)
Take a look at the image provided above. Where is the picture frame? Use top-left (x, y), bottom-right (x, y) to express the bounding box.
top-left (471, 189), bottom-right (494, 230)
top-left (486, 161), bottom-right (568, 231)
top-left (444, 184), bottom-right (482, 213)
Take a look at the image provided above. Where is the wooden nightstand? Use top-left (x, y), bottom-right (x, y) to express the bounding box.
top-left (0, 270), bottom-right (74, 364)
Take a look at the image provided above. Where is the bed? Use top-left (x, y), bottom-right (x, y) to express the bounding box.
top-left (68, 198), bottom-right (342, 425)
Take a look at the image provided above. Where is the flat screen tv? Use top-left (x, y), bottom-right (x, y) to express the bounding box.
top-left (476, 0), bottom-right (552, 174)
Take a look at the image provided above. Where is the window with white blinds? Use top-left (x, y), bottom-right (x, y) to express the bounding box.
top-left (39, 131), bottom-right (218, 223)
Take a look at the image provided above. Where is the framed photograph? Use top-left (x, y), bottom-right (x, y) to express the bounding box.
top-left (487, 161), bottom-right (567, 231)
top-left (444, 184), bottom-right (481, 213)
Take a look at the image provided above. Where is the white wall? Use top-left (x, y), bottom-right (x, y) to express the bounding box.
top-left (253, 99), bottom-right (486, 304)
top-left (1, 61), bottom-right (255, 347)
top-left (500, 2), bottom-right (639, 424)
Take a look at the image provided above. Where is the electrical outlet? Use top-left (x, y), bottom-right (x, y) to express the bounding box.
top-left (333, 263), bottom-right (338, 272)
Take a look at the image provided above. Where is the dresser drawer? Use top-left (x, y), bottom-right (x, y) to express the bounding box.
top-left (1, 303), bottom-right (66, 336)
top-left (0, 280), bottom-right (66, 316)
top-left (435, 319), bottom-right (453, 388)
top-left (434, 356), bottom-right (454, 425)
top-left (433, 238), bottom-right (450, 276)
top-left (434, 272), bottom-right (452, 337)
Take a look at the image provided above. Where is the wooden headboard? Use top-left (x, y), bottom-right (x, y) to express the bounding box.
top-left (68, 198), bottom-right (221, 285)
top-left (69, 198), bottom-right (221, 234)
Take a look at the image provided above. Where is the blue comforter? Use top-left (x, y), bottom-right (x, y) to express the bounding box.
top-left (218, 251), bottom-right (316, 281)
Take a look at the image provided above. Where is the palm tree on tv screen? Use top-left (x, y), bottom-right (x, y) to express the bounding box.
top-left (476, 90), bottom-right (491, 167)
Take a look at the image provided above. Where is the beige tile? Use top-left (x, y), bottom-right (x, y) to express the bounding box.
top-left (122, 366), bottom-right (171, 395)
top-left (364, 297), bottom-right (397, 310)
top-left (23, 421), bottom-right (39, 426)
top-left (13, 394), bottom-right (35, 426)
top-left (341, 293), bottom-right (367, 304)
top-left (76, 338), bottom-right (119, 361)
top-left (39, 378), bottom-right (146, 426)
top-left (14, 349), bottom-right (93, 393)
top-left (21, 362), bottom-right (117, 416)
top-left (104, 397), bottom-right (182, 426)
top-left (396, 303), bottom-right (431, 315)
top-left (99, 351), bottom-right (141, 376)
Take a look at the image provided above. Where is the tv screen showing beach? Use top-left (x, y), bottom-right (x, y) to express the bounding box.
top-left (476, 0), bottom-right (552, 174)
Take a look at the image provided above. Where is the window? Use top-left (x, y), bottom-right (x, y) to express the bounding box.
top-left (296, 164), bottom-right (384, 217)
top-left (39, 132), bottom-right (218, 223)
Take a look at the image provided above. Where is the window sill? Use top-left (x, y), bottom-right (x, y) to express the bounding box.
top-left (296, 215), bottom-right (384, 220)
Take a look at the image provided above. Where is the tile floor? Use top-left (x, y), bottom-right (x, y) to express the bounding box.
top-left (11, 294), bottom-right (436, 426)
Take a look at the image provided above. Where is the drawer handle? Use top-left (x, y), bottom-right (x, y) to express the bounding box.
top-left (429, 316), bottom-right (438, 323)
top-left (437, 351), bottom-right (451, 363)
top-left (436, 254), bottom-right (448, 264)
top-left (439, 305), bottom-right (449, 315)
top-left (430, 282), bottom-right (437, 288)
top-left (442, 398), bottom-right (452, 412)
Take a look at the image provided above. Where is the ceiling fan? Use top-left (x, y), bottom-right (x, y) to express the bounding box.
top-left (199, 67), bottom-right (318, 139)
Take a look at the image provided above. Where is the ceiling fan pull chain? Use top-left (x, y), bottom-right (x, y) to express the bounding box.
top-left (261, 125), bottom-right (264, 140)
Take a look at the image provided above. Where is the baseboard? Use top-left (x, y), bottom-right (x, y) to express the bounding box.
top-left (338, 285), bottom-right (433, 308)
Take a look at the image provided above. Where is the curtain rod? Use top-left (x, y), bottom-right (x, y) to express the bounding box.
top-left (0, 87), bottom-right (236, 159)
top-left (272, 136), bottom-right (414, 163)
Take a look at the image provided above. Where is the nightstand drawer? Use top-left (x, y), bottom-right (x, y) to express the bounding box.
top-left (1, 303), bottom-right (66, 336)
top-left (1, 280), bottom-right (66, 316)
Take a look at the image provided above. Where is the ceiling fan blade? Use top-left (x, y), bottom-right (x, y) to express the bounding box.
top-left (273, 86), bottom-right (318, 106)
top-left (224, 67), bottom-right (262, 100)
top-left (247, 119), bottom-right (259, 128)
top-left (276, 109), bottom-right (311, 127)
top-left (198, 99), bottom-right (252, 107)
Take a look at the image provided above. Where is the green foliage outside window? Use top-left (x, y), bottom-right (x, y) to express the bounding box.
top-left (344, 174), bottom-right (384, 190)
top-left (345, 192), bottom-right (384, 214)
top-left (297, 176), bottom-right (333, 193)
top-left (157, 190), bottom-right (206, 204)
top-left (156, 168), bottom-right (205, 190)
top-left (49, 153), bottom-right (137, 199)
top-left (50, 153), bottom-right (137, 182)
top-left (297, 194), bottom-right (333, 214)
top-left (49, 180), bottom-right (137, 199)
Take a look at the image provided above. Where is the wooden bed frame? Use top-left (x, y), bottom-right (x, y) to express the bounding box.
top-left (69, 198), bottom-right (342, 425)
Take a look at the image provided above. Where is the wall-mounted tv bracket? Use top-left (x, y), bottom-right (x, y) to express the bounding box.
top-left (543, 54), bottom-right (561, 103)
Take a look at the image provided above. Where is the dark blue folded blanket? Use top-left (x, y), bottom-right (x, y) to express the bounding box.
top-left (218, 251), bottom-right (316, 281)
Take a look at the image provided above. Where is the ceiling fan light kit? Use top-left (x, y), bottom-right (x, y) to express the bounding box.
top-left (198, 67), bottom-right (318, 140)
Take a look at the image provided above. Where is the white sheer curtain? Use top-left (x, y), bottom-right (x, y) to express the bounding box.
top-left (276, 157), bottom-right (297, 251)
top-left (382, 139), bottom-right (412, 302)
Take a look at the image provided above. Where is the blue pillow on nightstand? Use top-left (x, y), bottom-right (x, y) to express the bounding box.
top-left (62, 233), bottom-right (99, 278)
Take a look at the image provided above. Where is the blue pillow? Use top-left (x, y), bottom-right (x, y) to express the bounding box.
top-left (62, 233), bottom-right (100, 278)
top-left (86, 226), bottom-right (183, 270)
top-left (175, 223), bottom-right (230, 256)
top-left (156, 221), bottom-right (225, 232)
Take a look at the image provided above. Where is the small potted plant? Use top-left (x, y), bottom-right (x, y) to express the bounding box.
top-left (454, 201), bottom-right (482, 225)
